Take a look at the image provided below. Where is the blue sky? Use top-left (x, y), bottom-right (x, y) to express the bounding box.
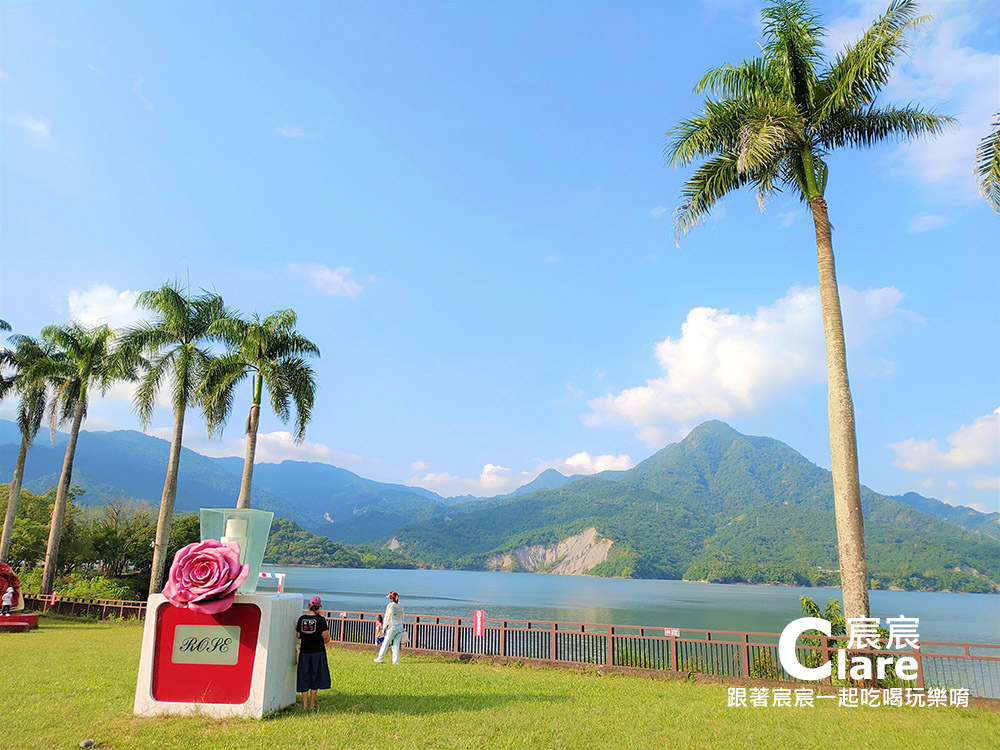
top-left (1, 0), bottom-right (998, 511)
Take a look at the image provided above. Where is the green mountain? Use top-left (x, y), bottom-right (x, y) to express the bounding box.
top-left (3, 419), bottom-right (995, 592)
top-left (390, 421), bottom-right (1000, 593)
top-left (505, 468), bottom-right (581, 497)
top-left (892, 492), bottom-right (1000, 541)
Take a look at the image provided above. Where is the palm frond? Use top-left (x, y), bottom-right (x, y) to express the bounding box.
top-left (695, 58), bottom-right (773, 101)
top-left (134, 350), bottom-right (174, 428)
top-left (281, 357), bottom-right (317, 442)
top-left (816, 0), bottom-right (928, 119)
top-left (975, 112), bottom-right (1000, 214)
top-left (818, 105), bottom-right (955, 149)
top-left (665, 98), bottom-right (749, 167)
top-left (735, 104), bottom-right (804, 173)
top-left (674, 153), bottom-right (749, 242)
top-left (761, 0), bottom-right (823, 110)
top-left (198, 353), bottom-right (250, 436)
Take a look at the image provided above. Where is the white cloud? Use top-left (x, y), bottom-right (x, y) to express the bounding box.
top-left (18, 114), bottom-right (51, 139)
top-left (828, 2), bottom-right (999, 200)
top-left (889, 408), bottom-right (1000, 472)
top-left (586, 285), bottom-right (911, 443)
top-left (408, 451), bottom-right (635, 497)
top-left (542, 452), bottom-right (633, 475)
top-left (64, 285), bottom-right (171, 411)
top-left (920, 477), bottom-right (935, 490)
top-left (909, 215), bottom-right (949, 233)
top-left (67, 284), bottom-right (142, 328)
top-left (972, 477), bottom-right (1000, 492)
top-left (544, 255), bottom-right (561, 263)
top-left (778, 211), bottom-right (799, 229)
top-left (564, 383), bottom-right (586, 401)
top-left (410, 460), bottom-right (428, 472)
top-left (133, 75), bottom-right (154, 112)
top-left (276, 124), bottom-right (304, 139)
top-left (288, 263), bottom-right (362, 298)
top-left (650, 206), bottom-right (669, 219)
top-left (193, 430), bottom-right (362, 465)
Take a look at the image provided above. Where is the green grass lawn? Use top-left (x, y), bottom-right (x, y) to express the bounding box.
top-left (3, 615), bottom-right (997, 749)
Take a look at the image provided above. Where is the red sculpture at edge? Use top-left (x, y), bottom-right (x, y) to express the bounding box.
top-left (0, 563), bottom-right (21, 611)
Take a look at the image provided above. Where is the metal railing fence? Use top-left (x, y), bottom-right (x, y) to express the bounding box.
top-left (20, 594), bottom-right (999, 699)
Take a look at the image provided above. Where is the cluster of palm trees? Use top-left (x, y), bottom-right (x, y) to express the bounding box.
top-left (0, 282), bottom-right (320, 596)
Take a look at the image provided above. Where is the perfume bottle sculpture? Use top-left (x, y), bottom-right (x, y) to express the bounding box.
top-left (134, 508), bottom-right (302, 718)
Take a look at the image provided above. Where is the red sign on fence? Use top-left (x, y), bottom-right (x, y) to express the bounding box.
top-left (664, 627), bottom-right (680, 638)
top-left (474, 609), bottom-right (485, 637)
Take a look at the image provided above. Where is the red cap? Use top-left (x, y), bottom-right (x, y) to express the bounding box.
top-left (309, 596), bottom-right (322, 607)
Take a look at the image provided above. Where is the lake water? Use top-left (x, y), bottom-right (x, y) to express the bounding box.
top-left (263, 566), bottom-right (1000, 646)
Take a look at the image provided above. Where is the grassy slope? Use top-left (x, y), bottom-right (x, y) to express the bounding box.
top-left (2, 616), bottom-right (997, 749)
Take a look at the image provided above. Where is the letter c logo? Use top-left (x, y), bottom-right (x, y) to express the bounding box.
top-left (778, 617), bottom-right (831, 681)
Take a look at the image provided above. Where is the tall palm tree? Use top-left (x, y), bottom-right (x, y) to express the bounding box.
top-left (200, 310), bottom-right (319, 508)
top-left (120, 283), bottom-right (225, 594)
top-left (30, 323), bottom-right (133, 594)
top-left (665, 0), bottom-right (953, 621)
top-left (975, 112), bottom-right (1000, 214)
top-left (0, 335), bottom-right (53, 562)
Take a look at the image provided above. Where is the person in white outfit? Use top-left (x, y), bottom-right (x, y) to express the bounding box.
top-left (373, 590), bottom-right (405, 665)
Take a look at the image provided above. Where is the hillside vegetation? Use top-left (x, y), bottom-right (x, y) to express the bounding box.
top-left (391, 422), bottom-right (1000, 593)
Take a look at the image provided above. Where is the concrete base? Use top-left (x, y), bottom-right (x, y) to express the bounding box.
top-left (134, 593), bottom-right (302, 719)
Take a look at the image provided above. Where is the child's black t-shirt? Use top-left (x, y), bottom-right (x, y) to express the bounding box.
top-left (296, 613), bottom-right (329, 653)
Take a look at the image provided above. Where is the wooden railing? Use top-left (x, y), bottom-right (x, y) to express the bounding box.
top-left (22, 593), bottom-right (147, 621)
top-left (21, 595), bottom-right (1000, 699)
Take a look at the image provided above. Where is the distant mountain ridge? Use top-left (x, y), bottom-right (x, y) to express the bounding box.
top-left (0, 420), bottom-right (556, 543)
top-left (389, 421), bottom-right (1000, 593)
top-left (1, 419), bottom-right (996, 593)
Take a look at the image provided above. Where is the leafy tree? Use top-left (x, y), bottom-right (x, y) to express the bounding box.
top-left (0, 485), bottom-right (88, 572)
top-left (119, 283), bottom-right (225, 593)
top-left (975, 112), bottom-right (1000, 214)
top-left (0, 335), bottom-right (53, 562)
top-left (200, 310), bottom-right (319, 508)
top-left (663, 0), bottom-right (953, 620)
top-left (29, 323), bottom-right (134, 594)
top-left (87, 499), bottom-right (156, 579)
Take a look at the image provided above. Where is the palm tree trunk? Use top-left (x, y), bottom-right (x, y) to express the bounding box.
top-left (40, 400), bottom-right (86, 595)
top-left (0, 436), bottom-right (29, 563)
top-left (236, 377), bottom-right (262, 509)
top-left (149, 403), bottom-right (186, 594)
top-left (809, 195), bottom-right (870, 622)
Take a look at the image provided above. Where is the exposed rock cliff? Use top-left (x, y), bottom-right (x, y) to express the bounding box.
top-left (485, 527), bottom-right (612, 575)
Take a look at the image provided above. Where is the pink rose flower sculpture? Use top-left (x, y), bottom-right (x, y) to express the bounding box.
top-left (162, 539), bottom-right (249, 615)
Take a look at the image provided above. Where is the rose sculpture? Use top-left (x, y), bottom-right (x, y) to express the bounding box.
top-left (162, 539), bottom-right (249, 615)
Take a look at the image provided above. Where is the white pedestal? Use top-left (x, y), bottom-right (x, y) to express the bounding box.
top-left (134, 593), bottom-right (303, 719)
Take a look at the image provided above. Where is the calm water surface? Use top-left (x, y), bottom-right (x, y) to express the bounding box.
top-left (263, 566), bottom-right (1000, 645)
